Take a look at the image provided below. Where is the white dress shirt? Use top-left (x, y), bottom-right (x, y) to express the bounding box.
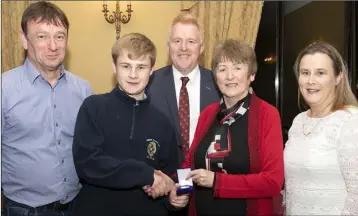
top-left (172, 65), bottom-right (201, 146)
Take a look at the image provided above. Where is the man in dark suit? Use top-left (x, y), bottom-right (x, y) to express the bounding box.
top-left (148, 13), bottom-right (220, 163)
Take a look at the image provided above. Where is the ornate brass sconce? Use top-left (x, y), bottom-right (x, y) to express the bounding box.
top-left (102, 1), bottom-right (133, 40)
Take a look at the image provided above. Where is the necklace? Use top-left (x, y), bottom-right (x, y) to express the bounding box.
top-left (302, 115), bottom-right (324, 136)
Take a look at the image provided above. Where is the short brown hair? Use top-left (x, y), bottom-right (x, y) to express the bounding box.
top-left (294, 41), bottom-right (358, 111)
top-left (112, 33), bottom-right (156, 68)
top-left (211, 39), bottom-right (257, 75)
top-left (169, 12), bottom-right (203, 43)
top-left (21, 1), bottom-right (69, 35)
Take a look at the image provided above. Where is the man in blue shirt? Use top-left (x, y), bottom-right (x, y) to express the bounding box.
top-left (1, 1), bottom-right (92, 216)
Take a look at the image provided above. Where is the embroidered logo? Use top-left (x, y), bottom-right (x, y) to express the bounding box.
top-left (146, 139), bottom-right (160, 160)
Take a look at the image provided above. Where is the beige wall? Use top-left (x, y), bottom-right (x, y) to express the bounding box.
top-left (54, 1), bottom-right (180, 94)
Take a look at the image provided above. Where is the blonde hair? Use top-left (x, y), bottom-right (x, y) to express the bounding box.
top-left (168, 12), bottom-right (204, 43)
top-left (211, 39), bottom-right (257, 76)
top-left (112, 33), bottom-right (156, 67)
top-left (293, 41), bottom-right (358, 111)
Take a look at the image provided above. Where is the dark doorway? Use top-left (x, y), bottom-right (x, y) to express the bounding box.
top-left (281, 1), bottom-right (346, 132)
top-left (253, 1), bottom-right (278, 108)
top-left (254, 1), bottom-right (356, 142)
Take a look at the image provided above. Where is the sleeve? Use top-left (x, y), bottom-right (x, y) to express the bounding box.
top-left (161, 128), bottom-right (180, 176)
top-left (72, 97), bottom-right (155, 189)
top-left (213, 107), bottom-right (284, 199)
top-left (1, 84), bottom-right (6, 135)
top-left (337, 113), bottom-right (358, 215)
top-left (155, 121), bottom-right (181, 210)
top-left (1, 102), bottom-right (4, 135)
top-left (85, 80), bottom-right (94, 97)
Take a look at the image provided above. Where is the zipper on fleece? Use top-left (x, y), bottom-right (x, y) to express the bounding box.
top-left (130, 101), bottom-right (139, 139)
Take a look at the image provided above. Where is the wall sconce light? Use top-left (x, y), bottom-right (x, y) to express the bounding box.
top-left (264, 56), bottom-right (276, 64)
top-left (102, 1), bottom-right (133, 40)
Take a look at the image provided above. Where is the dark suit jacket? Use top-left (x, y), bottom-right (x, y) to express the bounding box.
top-left (147, 65), bottom-right (220, 162)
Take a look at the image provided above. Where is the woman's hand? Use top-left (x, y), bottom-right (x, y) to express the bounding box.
top-left (187, 169), bottom-right (214, 188)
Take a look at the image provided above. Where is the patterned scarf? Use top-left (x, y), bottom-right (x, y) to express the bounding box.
top-left (205, 87), bottom-right (252, 172)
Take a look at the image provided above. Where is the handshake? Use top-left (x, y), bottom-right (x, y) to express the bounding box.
top-left (142, 170), bottom-right (189, 208)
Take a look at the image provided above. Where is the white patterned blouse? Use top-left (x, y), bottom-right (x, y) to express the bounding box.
top-left (284, 107), bottom-right (358, 215)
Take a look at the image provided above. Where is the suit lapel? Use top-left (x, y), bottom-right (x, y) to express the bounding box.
top-left (163, 67), bottom-right (180, 135)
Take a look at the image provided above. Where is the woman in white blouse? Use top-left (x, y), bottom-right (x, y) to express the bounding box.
top-left (284, 41), bottom-right (358, 215)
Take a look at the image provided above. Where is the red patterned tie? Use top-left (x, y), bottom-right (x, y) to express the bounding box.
top-left (179, 77), bottom-right (190, 154)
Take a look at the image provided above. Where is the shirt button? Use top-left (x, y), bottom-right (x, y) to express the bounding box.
top-left (61, 159), bottom-right (64, 164)
top-left (54, 104), bottom-right (57, 109)
top-left (64, 178), bottom-right (67, 182)
top-left (55, 123), bottom-right (59, 127)
top-left (58, 141), bottom-right (61, 145)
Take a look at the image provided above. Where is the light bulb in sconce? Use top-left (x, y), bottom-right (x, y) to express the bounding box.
top-left (264, 56), bottom-right (276, 64)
